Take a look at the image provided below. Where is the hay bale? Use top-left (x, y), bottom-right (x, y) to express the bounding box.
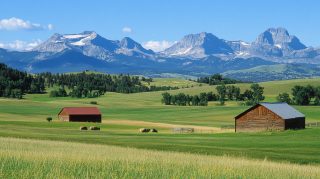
top-left (80, 126), bottom-right (88, 131)
top-left (89, 126), bottom-right (100, 130)
top-left (150, 128), bottom-right (158, 133)
top-left (139, 128), bottom-right (150, 133)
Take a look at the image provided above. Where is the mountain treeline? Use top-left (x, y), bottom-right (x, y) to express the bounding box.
top-left (0, 63), bottom-right (178, 99)
top-left (162, 83), bottom-right (264, 106)
top-left (196, 74), bottom-right (243, 85)
top-left (277, 85), bottom-right (320, 105)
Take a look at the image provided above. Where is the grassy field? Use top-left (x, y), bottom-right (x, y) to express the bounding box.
top-left (146, 77), bottom-right (203, 88)
top-left (1, 137), bottom-right (319, 179)
top-left (1, 78), bottom-right (320, 177)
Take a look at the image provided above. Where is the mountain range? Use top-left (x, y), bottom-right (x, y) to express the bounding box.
top-left (1, 27), bottom-right (320, 81)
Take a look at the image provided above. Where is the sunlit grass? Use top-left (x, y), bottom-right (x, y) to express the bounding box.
top-left (0, 137), bottom-right (319, 179)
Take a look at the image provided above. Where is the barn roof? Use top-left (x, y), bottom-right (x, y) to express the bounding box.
top-left (260, 103), bottom-right (305, 119)
top-left (235, 102), bottom-right (305, 119)
top-left (58, 107), bottom-right (101, 115)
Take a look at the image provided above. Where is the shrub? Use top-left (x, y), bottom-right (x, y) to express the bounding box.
top-left (90, 101), bottom-right (98, 105)
top-left (46, 117), bottom-right (52, 122)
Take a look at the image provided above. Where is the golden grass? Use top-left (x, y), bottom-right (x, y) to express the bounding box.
top-left (0, 137), bottom-right (319, 179)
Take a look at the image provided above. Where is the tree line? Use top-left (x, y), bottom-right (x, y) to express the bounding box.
top-left (46, 72), bottom-right (179, 98)
top-left (277, 85), bottom-right (320, 105)
top-left (0, 63), bottom-right (45, 99)
top-left (162, 83), bottom-right (265, 106)
top-left (162, 92), bottom-right (213, 106)
top-left (0, 63), bottom-right (178, 99)
top-left (196, 74), bottom-right (242, 85)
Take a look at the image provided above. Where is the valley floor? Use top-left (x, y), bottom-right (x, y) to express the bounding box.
top-left (1, 78), bottom-right (320, 177)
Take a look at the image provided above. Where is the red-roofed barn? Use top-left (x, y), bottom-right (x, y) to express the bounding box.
top-left (58, 107), bottom-right (102, 123)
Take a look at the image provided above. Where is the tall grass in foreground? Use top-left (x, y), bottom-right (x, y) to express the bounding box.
top-left (0, 137), bottom-right (319, 179)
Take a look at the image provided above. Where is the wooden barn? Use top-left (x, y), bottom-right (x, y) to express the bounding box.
top-left (58, 107), bottom-right (101, 123)
top-left (235, 103), bottom-right (305, 132)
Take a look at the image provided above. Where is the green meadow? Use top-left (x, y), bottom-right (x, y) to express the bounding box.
top-left (1, 78), bottom-right (320, 177)
top-left (1, 137), bottom-right (320, 179)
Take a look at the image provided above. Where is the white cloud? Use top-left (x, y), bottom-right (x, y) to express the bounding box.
top-left (0, 39), bottom-right (42, 51)
top-left (143, 40), bottom-right (176, 52)
top-left (122, 27), bottom-right (132, 33)
top-left (0, 17), bottom-right (53, 31)
top-left (47, 24), bottom-right (54, 30)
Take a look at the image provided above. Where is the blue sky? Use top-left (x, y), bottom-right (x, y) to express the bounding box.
top-left (0, 0), bottom-right (319, 51)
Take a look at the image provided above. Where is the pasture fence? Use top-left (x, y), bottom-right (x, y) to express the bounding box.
top-left (305, 122), bottom-right (320, 127)
top-left (172, 128), bottom-right (194, 133)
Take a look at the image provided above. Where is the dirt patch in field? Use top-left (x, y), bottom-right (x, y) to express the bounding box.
top-left (103, 119), bottom-right (234, 133)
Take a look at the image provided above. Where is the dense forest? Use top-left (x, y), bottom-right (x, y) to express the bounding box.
top-left (0, 63), bottom-right (178, 99)
top-left (162, 84), bottom-right (265, 106)
top-left (0, 63), bottom-right (45, 99)
top-left (196, 74), bottom-right (243, 85)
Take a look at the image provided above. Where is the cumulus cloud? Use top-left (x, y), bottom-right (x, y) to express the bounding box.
top-left (122, 27), bottom-right (132, 33)
top-left (0, 39), bottom-right (42, 51)
top-left (143, 40), bottom-right (176, 52)
top-left (0, 17), bottom-right (53, 31)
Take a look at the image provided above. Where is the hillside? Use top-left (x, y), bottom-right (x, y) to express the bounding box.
top-left (223, 64), bottom-right (320, 82)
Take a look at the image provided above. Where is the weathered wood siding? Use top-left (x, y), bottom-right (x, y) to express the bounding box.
top-left (58, 110), bottom-right (70, 121)
top-left (235, 105), bottom-right (285, 132)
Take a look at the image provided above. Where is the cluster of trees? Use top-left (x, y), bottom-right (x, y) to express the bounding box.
top-left (162, 83), bottom-right (265, 106)
top-left (277, 85), bottom-right (320, 105)
top-left (0, 63), bottom-right (45, 99)
top-left (162, 92), bottom-right (212, 106)
top-left (215, 83), bottom-right (264, 105)
top-left (196, 74), bottom-right (241, 85)
top-left (49, 88), bottom-right (68, 97)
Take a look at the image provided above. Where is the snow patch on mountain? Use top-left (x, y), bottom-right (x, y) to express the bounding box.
top-left (63, 34), bottom-right (88, 39)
